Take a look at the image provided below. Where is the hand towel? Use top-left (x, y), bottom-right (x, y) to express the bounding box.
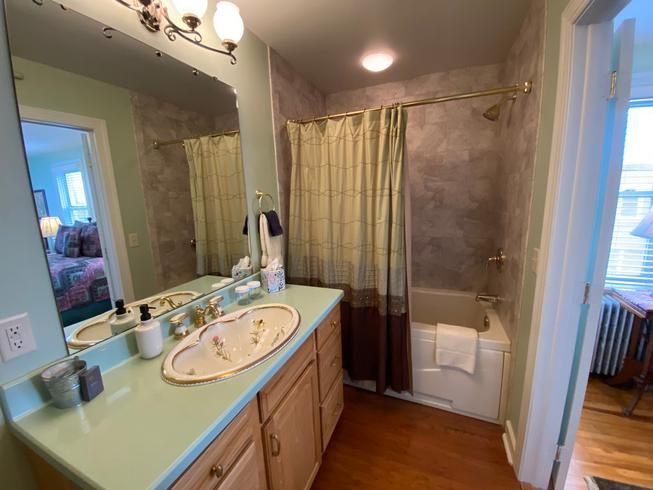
top-left (263, 210), bottom-right (284, 236)
top-left (259, 213), bottom-right (283, 268)
top-left (435, 323), bottom-right (479, 374)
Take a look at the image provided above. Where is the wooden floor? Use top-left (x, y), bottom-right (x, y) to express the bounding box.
top-left (312, 386), bottom-right (519, 490)
top-left (565, 377), bottom-right (653, 490)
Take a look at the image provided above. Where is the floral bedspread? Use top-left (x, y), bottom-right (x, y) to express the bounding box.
top-left (47, 253), bottom-right (109, 312)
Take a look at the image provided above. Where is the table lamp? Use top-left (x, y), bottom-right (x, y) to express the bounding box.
top-left (39, 216), bottom-right (61, 252)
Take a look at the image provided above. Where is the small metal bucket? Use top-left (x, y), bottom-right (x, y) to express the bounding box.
top-left (40, 358), bottom-right (86, 409)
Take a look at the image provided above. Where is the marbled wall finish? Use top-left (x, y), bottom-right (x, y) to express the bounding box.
top-left (489, 0), bottom-right (545, 340)
top-left (131, 92), bottom-right (236, 290)
top-left (269, 48), bottom-right (326, 255)
top-left (326, 64), bottom-right (504, 292)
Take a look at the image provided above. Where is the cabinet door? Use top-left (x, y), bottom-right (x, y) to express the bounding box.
top-left (218, 440), bottom-right (266, 490)
top-left (263, 362), bottom-right (321, 490)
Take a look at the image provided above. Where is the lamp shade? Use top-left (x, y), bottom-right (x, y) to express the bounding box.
top-left (171, 0), bottom-right (208, 18)
top-left (213, 1), bottom-right (244, 45)
top-left (631, 208), bottom-right (653, 239)
top-left (39, 216), bottom-right (61, 238)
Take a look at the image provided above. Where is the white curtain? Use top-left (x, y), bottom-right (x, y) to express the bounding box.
top-left (185, 133), bottom-right (248, 276)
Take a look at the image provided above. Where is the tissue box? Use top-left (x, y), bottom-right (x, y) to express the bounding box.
top-left (232, 265), bottom-right (253, 281)
top-left (261, 268), bottom-right (286, 293)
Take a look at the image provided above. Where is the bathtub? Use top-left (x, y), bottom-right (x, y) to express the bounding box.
top-left (405, 288), bottom-right (511, 423)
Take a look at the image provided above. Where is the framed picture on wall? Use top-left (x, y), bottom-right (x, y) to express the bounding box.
top-left (33, 189), bottom-right (49, 218)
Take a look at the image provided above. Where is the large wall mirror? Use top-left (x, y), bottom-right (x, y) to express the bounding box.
top-left (5, 0), bottom-right (256, 352)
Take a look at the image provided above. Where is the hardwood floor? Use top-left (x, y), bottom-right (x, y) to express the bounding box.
top-left (565, 377), bottom-right (653, 490)
top-left (312, 386), bottom-right (519, 490)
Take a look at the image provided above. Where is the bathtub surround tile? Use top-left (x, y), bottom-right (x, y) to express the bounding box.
top-left (489, 0), bottom-right (545, 341)
top-left (268, 49), bottom-right (327, 258)
top-left (326, 63), bottom-right (504, 293)
top-left (131, 92), bottom-right (239, 290)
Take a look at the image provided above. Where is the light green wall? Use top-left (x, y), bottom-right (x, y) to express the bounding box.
top-left (0, 2), bottom-right (278, 488)
top-left (506, 0), bottom-right (570, 428)
top-left (13, 56), bottom-right (158, 300)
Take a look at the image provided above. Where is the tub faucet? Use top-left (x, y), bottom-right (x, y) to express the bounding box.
top-left (475, 293), bottom-right (502, 304)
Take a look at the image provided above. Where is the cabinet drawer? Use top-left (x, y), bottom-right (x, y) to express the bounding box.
top-left (317, 329), bottom-right (342, 401)
top-left (172, 399), bottom-right (262, 490)
top-left (316, 305), bottom-right (340, 350)
top-left (258, 335), bottom-right (315, 422)
top-left (320, 373), bottom-right (344, 452)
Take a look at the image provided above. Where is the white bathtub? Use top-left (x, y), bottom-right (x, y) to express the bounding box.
top-left (406, 288), bottom-right (511, 423)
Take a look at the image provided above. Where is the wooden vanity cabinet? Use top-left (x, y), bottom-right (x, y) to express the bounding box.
top-left (172, 399), bottom-right (266, 490)
top-left (24, 304), bottom-right (343, 490)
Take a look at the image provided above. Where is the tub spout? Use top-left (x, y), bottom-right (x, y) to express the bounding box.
top-left (475, 293), bottom-right (502, 304)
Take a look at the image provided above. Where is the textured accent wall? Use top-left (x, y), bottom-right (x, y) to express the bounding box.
top-left (326, 64), bottom-right (504, 292)
top-left (269, 48), bottom-right (326, 252)
top-left (131, 92), bottom-right (240, 290)
top-left (490, 0), bottom-right (545, 340)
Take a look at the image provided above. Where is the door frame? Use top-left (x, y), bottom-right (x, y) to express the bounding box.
top-left (20, 105), bottom-right (134, 303)
top-left (514, 0), bottom-right (631, 487)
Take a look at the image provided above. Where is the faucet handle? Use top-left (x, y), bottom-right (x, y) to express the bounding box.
top-left (170, 312), bottom-right (189, 339)
top-left (170, 312), bottom-right (187, 327)
top-left (208, 295), bottom-right (224, 307)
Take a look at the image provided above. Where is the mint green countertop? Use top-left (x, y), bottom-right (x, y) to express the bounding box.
top-left (9, 285), bottom-right (343, 489)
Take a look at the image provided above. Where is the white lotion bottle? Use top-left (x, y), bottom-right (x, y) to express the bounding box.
top-left (134, 304), bottom-right (163, 359)
top-left (110, 299), bottom-right (138, 336)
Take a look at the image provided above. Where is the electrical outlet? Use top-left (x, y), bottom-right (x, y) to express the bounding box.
top-left (128, 232), bottom-right (140, 248)
top-left (0, 313), bottom-right (36, 361)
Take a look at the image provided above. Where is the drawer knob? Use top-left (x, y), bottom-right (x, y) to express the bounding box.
top-left (330, 356), bottom-right (340, 367)
top-left (330, 320), bottom-right (337, 327)
top-left (211, 464), bottom-right (224, 478)
top-left (270, 433), bottom-right (281, 456)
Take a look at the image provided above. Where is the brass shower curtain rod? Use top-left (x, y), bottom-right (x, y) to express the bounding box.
top-left (153, 129), bottom-right (240, 150)
top-left (288, 80), bottom-right (533, 124)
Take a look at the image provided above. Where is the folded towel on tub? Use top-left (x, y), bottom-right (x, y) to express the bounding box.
top-left (435, 323), bottom-right (479, 375)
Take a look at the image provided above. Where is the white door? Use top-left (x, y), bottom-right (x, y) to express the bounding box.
top-left (553, 19), bottom-right (635, 489)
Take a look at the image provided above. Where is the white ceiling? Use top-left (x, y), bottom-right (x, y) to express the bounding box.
top-left (5, 0), bottom-right (237, 117)
top-left (21, 122), bottom-right (84, 158)
top-left (238, 0), bottom-right (533, 94)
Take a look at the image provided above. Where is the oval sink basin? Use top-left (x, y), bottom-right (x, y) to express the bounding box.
top-left (162, 304), bottom-right (301, 385)
top-left (141, 291), bottom-right (201, 317)
top-left (66, 291), bottom-right (201, 349)
top-left (67, 318), bottom-right (113, 349)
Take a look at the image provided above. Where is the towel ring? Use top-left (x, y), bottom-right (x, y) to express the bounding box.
top-left (256, 190), bottom-right (275, 212)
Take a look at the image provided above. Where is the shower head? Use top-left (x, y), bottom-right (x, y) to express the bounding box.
top-left (483, 104), bottom-right (501, 121)
top-left (483, 94), bottom-right (517, 122)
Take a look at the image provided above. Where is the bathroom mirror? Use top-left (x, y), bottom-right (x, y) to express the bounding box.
top-left (5, 0), bottom-right (255, 352)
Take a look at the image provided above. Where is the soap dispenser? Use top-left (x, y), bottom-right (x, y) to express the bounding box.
top-left (110, 299), bottom-right (138, 336)
top-left (134, 304), bottom-right (163, 359)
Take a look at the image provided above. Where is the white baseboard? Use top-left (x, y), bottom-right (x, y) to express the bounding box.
top-left (503, 419), bottom-right (517, 466)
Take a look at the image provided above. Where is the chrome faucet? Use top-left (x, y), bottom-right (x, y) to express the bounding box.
top-left (193, 295), bottom-right (225, 328)
top-left (475, 293), bottom-right (502, 304)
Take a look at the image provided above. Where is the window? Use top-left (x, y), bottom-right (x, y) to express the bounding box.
top-left (56, 168), bottom-right (91, 224)
top-left (605, 100), bottom-right (653, 291)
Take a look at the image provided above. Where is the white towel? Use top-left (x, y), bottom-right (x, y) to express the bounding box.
top-left (435, 323), bottom-right (479, 374)
top-left (259, 213), bottom-right (283, 268)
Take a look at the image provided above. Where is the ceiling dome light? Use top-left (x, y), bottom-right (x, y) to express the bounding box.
top-left (214, 1), bottom-right (244, 47)
top-left (362, 52), bottom-right (394, 72)
top-left (171, 0), bottom-right (208, 19)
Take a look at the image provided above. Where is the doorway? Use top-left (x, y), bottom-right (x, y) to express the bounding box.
top-left (514, 1), bottom-right (653, 488)
top-left (22, 120), bottom-right (114, 327)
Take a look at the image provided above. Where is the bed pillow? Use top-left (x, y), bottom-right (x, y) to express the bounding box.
top-left (54, 225), bottom-right (75, 254)
top-left (62, 229), bottom-right (82, 258)
top-left (80, 224), bottom-right (102, 257)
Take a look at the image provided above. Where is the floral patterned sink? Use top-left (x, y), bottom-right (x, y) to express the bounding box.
top-left (161, 304), bottom-right (301, 385)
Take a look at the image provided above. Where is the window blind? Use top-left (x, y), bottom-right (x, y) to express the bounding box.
top-left (605, 101), bottom-right (653, 291)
